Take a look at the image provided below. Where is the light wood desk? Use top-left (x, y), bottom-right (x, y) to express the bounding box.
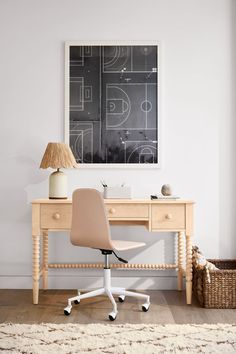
top-left (32, 199), bottom-right (194, 305)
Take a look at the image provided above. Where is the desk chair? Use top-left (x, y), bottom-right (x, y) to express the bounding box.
top-left (64, 188), bottom-right (150, 321)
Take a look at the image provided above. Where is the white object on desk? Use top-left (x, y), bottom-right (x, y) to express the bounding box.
top-left (103, 186), bottom-right (131, 199)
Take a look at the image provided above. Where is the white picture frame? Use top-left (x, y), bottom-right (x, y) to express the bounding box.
top-left (65, 41), bottom-right (160, 168)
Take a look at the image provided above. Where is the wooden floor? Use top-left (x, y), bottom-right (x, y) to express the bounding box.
top-left (0, 289), bottom-right (235, 324)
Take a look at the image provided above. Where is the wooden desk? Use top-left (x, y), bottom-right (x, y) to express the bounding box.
top-left (32, 199), bottom-right (194, 305)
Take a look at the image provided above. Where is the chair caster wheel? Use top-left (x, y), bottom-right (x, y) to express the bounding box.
top-left (108, 311), bottom-right (117, 321)
top-left (118, 295), bottom-right (125, 303)
top-left (142, 303), bottom-right (150, 312)
top-left (64, 306), bottom-right (72, 316)
top-left (74, 300), bottom-right (80, 305)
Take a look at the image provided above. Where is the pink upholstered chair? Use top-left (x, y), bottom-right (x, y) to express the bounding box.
top-left (64, 188), bottom-right (150, 321)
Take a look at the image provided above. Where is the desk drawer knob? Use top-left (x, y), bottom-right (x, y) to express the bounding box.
top-left (53, 212), bottom-right (60, 220)
top-left (165, 213), bottom-right (172, 220)
top-left (109, 208), bottom-right (116, 214)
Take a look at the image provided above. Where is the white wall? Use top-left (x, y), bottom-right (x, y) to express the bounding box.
top-left (219, 0), bottom-right (236, 257)
top-left (0, 0), bottom-right (234, 289)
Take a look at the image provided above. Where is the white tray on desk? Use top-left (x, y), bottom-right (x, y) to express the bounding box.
top-left (103, 186), bottom-right (131, 199)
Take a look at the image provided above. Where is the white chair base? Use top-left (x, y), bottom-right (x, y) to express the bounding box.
top-left (64, 268), bottom-right (150, 321)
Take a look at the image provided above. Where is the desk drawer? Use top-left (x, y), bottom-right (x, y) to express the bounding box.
top-left (152, 205), bottom-right (185, 230)
top-left (106, 204), bottom-right (148, 219)
top-left (41, 204), bottom-right (72, 229)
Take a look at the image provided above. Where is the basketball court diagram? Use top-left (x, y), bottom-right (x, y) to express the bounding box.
top-left (69, 45), bottom-right (158, 164)
top-left (70, 122), bottom-right (94, 163)
top-left (106, 83), bottom-right (156, 130)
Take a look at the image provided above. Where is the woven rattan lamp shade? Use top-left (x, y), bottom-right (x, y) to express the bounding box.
top-left (40, 142), bottom-right (77, 169)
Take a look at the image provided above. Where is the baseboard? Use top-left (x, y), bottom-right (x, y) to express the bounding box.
top-left (0, 274), bottom-right (182, 290)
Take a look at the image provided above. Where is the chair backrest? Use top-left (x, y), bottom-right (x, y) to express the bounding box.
top-left (70, 188), bottom-right (113, 250)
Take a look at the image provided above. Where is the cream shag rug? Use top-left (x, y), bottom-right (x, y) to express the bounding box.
top-left (0, 323), bottom-right (235, 354)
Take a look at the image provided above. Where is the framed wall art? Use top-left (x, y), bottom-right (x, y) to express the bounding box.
top-left (65, 41), bottom-right (160, 167)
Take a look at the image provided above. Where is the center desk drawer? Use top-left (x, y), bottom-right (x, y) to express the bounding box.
top-left (152, 204), bottom-right (185, 230)
top-left (41, 204), bottom-right (72, 229)
top-left (106, 203), bottom-right (148, 219)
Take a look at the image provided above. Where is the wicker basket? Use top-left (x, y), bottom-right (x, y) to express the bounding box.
top-left (193, 259), bottom-right (236, 308)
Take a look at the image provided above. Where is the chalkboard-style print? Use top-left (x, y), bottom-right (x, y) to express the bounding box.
top-left (66, 44), bottom-right (159, 165)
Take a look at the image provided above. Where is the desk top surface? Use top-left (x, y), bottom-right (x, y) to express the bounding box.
top-left (32, 198), bottom-right (194, 204)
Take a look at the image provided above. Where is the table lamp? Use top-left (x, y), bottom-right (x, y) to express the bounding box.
top-left (40, 142), bottom-right (78, 199)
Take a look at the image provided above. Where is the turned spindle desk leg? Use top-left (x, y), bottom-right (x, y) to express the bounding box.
top-left (42, 231), bottom-right (48, 290)
top-left (185, 234), bottom-right (193, 304)
top-left (177, 231), bottom-right (184, 291)
top-left (32, 234), bottom-right (40, 305)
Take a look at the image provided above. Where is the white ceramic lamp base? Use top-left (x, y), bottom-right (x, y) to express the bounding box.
top-left (49, 169), bottom-right (67, 199)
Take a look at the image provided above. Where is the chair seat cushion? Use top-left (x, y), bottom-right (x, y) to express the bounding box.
top-left (111, 240), bottom-right (146, 251)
